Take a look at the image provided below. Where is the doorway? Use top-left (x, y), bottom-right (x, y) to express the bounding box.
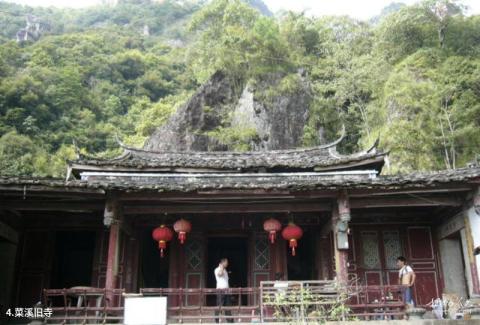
top-left (439, 233), bottom-right (469, 298)
top-left (286, 230), bottom-right (316, 280)
top-left (0, 237), bottom-right (17, 314)
top-left (50, 231), bottom-right (96, 289)
top-left (206, 237), bottom-right (248, 305)
top-left (140, 228), bottom-right (170, 288)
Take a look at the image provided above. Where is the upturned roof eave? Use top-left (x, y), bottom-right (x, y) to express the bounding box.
top-left (68, 151), bottom-right (387, 177)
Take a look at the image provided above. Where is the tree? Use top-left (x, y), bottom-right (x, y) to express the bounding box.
top-left (0, 131), bottom-right (44, 175)
top-left (187, 0), bottom-right (262, 81)
top-left (375, 6), bottom-right (436, 63)
top-left (421, 0), bottom-right (465, 48)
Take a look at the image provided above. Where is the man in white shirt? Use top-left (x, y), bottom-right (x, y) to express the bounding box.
top-left (397, 256), bottom-right (416, 307)
top-left (214, 258), bottom-right (233, 323)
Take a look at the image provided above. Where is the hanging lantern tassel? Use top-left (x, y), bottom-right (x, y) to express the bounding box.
top-left (289, 239), bottom-right (298, 256)
top-left (269, 231), bottom-right (276, 244)
top-left (178, 232), bottom-right (187, 244)
top-left (159, 240), bottom-right (167, 258)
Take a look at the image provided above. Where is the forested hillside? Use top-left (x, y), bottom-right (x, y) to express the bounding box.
top-left (0, 0), bottom-right (479, 176)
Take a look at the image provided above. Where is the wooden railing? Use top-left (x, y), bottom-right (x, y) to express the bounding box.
top-left (43, 283), bottom-right (406, 323)
top-left (140, 287), bottom-right (260, 323)
top-left (348, 284), bottom-right (406, 320)
top-left (43, 287), bottom-right (260, 324)
top-left (42, 287), bottom-right (124, 324)
top-left (260, 280), bottom-right (344, 322)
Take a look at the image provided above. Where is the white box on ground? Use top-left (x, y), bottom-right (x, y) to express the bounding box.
top-left (124, 296), bottom-right (167, 325)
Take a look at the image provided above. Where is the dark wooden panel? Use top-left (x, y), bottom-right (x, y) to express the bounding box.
top-left (365, 271), bottom-right (382, 303)
top-left (253, 272), bottom-right (269, 305)
top-left (21, 231), bottom-right (51, 269)
top-left (318, 236), bottom-right (332, 280)
top-left (411, 262), bottom-right (436, 269)
top-left (365, 271), bottom-right (382, 286)
top-left (406, 226), bottom-right (440, 306)
top-left (92, 230), bottom-right (108, 287)
top-left (17, 274), bottom-right (45, 306)
top-left (408, 227), bottom-right (434, 260)
top-left (386, 271), bottom-right (399, 285)
top-left (92, 229), bottom-right (128, 289)
top-left (185, 273), bottom-right (203, 306)
top-left (347, 234), bottom-right (356, 272)
top-left (414, 271), bottom-right (439, 306)
top-left (17, 230), bottom-right (53, 306)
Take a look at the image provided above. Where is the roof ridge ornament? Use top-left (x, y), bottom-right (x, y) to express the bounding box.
top-left (366, 138), bottom-right (380, 153)
top-left (114, 133), bottom-right (127, 149)
top-left (72, 139), bottom-right (100, 161)
top-left (328, 136), bottom-right (381, 159)
top-left (70, 136), bottom-right (129, 163)
top-left (317, 124), bottom-right (345, 149)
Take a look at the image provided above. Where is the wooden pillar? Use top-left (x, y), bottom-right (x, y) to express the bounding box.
top-left (319, 219), bottom-right (333, 280)
top-left (273, 237), bottom-right (285, 278)
top-left (104, 196), bottom-right (123, 304)
top-left (333, 190), bottom-right (350, 285)
top-left (467, 187), bottom-right (480, 294)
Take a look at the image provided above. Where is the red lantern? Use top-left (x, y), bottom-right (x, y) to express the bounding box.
top-left (152, 225), bottom-right (174, 258)
top-left (282, 223), bottom-right (303, 256)
top-left (263, 218), bottom-right (282, 244)
top-left (173, 218), bottom-right (192, 244)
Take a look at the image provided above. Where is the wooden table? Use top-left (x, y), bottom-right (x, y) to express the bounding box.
top-left (68, 286), bottom-right (104, 322)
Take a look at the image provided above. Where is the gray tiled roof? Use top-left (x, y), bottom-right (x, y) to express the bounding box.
top-left (71, 146), bottom-right (386, 171)
top-left (2, 167), bottom-right (479, 192)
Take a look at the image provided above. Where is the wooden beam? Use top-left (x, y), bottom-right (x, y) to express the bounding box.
top-left (123, 202), bottom-right (331, 214)
top-left (350, 196), bottom-right (462, 208)
top-left (0, 200), bottom-right (104, 212)
top-left (348, 186), bottom-right (473, 197)
top-left (0, 191), bottom-right (105, 200)
top-left (0, 193), bottom-right (463, 215)
top-left (122, 195), bottom-right (297, 201)
top-left (120, 191), bottom-right (338, 201)
top-left (0, 185), bottom-right (105, 194)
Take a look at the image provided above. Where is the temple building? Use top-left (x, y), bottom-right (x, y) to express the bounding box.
top-left (1, 131), bottom-right (479, 322)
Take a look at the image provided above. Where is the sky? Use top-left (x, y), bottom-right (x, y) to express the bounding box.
top-left (4, 0), bottom-right (480, 20)
top-left (264, 0), bottom-right (480, 20)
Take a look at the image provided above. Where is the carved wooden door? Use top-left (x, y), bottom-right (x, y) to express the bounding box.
top-left (354, 226), bottom-right (440, 306)
top-left (355, 229), bottom-right (403, 287)
top-left (406, 226), bottom-right (440, 306)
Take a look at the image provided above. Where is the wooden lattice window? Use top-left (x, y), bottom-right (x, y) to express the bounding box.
top-left (186, 238), bottom-right (203, 271)
top-left (361, 231), bottom-right (381, 269)
top-left (382, 231), bottom-right (402, 269)
top-left (254, 236), bottom-right (270, 270)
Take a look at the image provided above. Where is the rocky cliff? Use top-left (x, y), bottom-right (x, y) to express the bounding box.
top-left (144, 71), bottom-right (312, 152)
